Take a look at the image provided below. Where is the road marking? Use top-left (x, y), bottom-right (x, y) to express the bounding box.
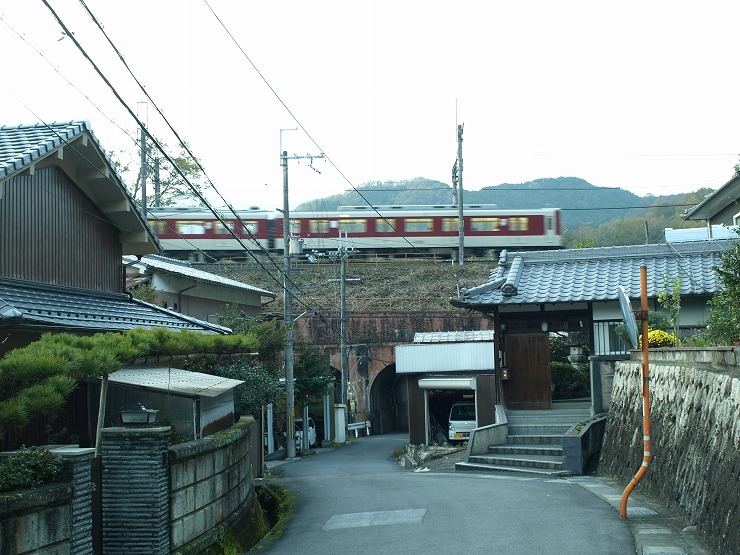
top-left (322, 509), bottom-right (427, 531)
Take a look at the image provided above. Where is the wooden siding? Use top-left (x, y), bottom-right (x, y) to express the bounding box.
top-left (475, 374), bottom-right (497, 426)
top-left (0, 167), bottom-right (122, 291)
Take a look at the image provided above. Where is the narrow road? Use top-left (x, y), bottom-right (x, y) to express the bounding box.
top-left (260, 433), bottom-right (634, 554)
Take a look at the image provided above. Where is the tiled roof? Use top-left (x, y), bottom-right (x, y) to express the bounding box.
top-left (451, 240), bottom-right (738, 308)
top-left (0, 121), bottom-right (160, 255)
top-left (0, 278), bottom-right (230, 334)
top-left (125, 255), bottom-right (276, 297)
top-left (1, 121), bottom-right (94, 179)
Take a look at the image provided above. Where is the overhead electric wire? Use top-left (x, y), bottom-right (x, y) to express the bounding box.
top-left (43, 0), bottom-right (359, 348)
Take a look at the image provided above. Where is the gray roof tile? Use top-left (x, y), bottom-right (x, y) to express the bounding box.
top-left (451, 240), bottom-right (738, 308)
top-left (126, 255), bottom-right (276, 297)
top-left (0, 278), bottom-right (229, 334)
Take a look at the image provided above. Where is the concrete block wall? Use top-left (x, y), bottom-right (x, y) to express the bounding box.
top-left (600, 354), bottom-right (739, 555)
top-left (0, 447), bottom-right (94, 555)
top-left (168, 417), bottom-right (255, 553)
top-left (102, 427), bottom-right (170, 555)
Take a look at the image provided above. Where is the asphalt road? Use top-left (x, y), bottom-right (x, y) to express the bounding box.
top-left (259, 433), bottom-right (635, 554)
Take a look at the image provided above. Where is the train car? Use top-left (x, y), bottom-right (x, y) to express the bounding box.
top-left (147, 204), bottom-right (562, 260)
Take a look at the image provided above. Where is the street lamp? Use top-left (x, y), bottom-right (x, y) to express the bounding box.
top-left (119, 403), bottom-right (158, 426)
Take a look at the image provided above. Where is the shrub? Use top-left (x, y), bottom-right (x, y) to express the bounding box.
top-left (640, 329), bottom-right (678, 348)
top-left (0, 446), bottom-right (64, 492)
top-left (551, 362), bottom-right (589, 395)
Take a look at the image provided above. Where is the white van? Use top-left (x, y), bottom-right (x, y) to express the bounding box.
top-left (448, 402), bottom-right (477, 443)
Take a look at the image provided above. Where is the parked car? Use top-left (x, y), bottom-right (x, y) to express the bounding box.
top-left (279, 417), bottom-right (317, 453)
top-left (448, 402), bottom-right (476, 444)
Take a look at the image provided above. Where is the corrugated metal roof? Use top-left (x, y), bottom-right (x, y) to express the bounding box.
top-left (413, 330), bottom-right (494, 343)
top-left (451, 240), bottom-right (737, 308)
top-left (109, 366), bottom-right (244, 398)
top-left (125, 255), bottom-right (276, 297)
top-left (0, 278), bottom-right (230, 333)
top-left (395, 342), bottom-right (495, 373)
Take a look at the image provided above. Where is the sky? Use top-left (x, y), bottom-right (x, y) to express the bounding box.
top-left (2, 1), bottom-right (739, 211)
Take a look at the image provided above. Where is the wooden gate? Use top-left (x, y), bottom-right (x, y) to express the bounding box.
top-left (503, 333), bottom-right (551, 409)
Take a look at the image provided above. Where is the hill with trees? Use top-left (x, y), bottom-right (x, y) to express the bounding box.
top-left (295, 177), bottom-right (718, 248)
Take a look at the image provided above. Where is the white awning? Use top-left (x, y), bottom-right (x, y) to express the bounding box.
top-left (418, 378), bottom-right (477, 390)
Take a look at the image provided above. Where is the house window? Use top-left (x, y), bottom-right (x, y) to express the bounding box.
top-left (176, 221), bottom-right (206, 234)
top-left (339, 219), bottom-right (367, 234)
top-left (375, 218), bottom-right (396, 233)
top-left (442, 218), bottom-right (459, 232)
top-left (404, 218), bottom-right (433, 232)
top-left (309, 219), bottom-right (331, 234)
top-left (470, 218), bottom-right (500, 232)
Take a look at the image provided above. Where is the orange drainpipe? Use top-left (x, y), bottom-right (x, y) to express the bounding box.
top-left (620, 265), bottom-right (652, 518)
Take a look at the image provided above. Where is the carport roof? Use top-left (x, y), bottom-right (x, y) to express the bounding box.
top-left (109, 366), bottom-right (244, 398)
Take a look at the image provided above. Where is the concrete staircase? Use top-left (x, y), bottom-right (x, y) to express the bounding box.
top-left (456, 402), bottom-right (591, 476)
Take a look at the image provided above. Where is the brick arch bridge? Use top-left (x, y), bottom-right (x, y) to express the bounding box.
top-left (294, 311), bottom-right (494, 433)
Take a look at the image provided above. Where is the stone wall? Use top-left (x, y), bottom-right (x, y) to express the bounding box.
top-left (169, 418), bottom-right (255, 554)
top-left (599, 349), bottom-right (739, 555)
top-left (0, 447), bottom-right (94, 555)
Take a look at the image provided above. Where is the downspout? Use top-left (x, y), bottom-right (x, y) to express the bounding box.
top-left (177, 283), bottom-right (198, 313)
top-left (620, 265), bottom-right (652, 518)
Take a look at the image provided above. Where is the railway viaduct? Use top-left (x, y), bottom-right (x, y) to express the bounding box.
top-left (204, 260), bottom-right (496, 435)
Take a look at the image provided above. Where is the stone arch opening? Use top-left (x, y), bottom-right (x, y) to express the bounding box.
top-left (369, 363), bottom-right (407, 435)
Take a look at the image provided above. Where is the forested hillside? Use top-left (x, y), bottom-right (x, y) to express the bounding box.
top-left (295, 177), bottom-right (718, 248)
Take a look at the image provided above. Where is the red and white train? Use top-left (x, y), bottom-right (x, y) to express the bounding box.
top-left (147, 205), bottom-right (562, 260)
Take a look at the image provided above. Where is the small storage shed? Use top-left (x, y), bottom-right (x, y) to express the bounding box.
top-left (395, 331), bottom-right (497, 445)
top-left (107, 366), bottom-right (244, 440)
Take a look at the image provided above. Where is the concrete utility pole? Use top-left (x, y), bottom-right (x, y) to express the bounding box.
top-left (280, 130), bottom-right (324, 459)
top-left (457, 123), bottom-right (465, 266)
top-left (153, 157), bottom-right (160, 208)
top-left (139, 125), bottom-right (147, 215)
top-left (451, 161), bottom-right (458, 206)
top-left (339, 230), bottom-right (349, 411)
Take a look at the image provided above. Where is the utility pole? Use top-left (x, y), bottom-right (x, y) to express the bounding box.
top-left (153, 157), bottom-right (160, 207)
top-left (139, 125), bottom-right (147, 215)
top-left (280, 129), bottom-right (324, 459)
top-left (339, 230), bottom-right (349, 415)
top-left (457, 123), bottom-right (465, 266)
top-left (451, 161), bottom-right (458, 206)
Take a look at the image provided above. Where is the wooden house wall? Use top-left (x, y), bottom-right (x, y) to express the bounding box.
top-left (0, 167), bottom-right (122, 292)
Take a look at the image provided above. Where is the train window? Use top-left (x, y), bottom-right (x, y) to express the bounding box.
top-left (290, 219), bottom-right (301, 234)
top-left (442, 218), bottom-right (459, 232)
top-left (214, 221), bottom-right (235, 234)
top-left (309, 219), bottom-right (331, 234)
top-left (339, 219), bottom-right (367, 233)
top-left (176, 221), bottom-right (206, 234)
top-left (375, 218), bottom-right (396, 233)
top-left (545, 216), bottom-right (554, 232)
top-left (404, 218), bottom-right (433, 232)
top-left (509, 217), bottom-right (529, 231)
top-left (242, 221), bottom-right (259, 235)
top-left (470, 218), bottom-right (500, 232)
top-left (149, 221), bottom-right (167, 234)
